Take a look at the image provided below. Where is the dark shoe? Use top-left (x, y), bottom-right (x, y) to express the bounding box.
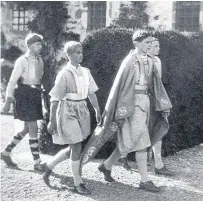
top-left (74, 183), bottom-right (91, 195)
top-left (155, 166), bottom-right (175, 176)
top-left (139, 181), bottom-right (160, 192)
top-left (98, 163), bottom-right (115, 182)
top-left (34, 163), bottom-right (45, 172)
top-left (120, 158), bottom-right (132, 171)
top-left (42, 163), bottom-right (52, 184)
top-left (1, 152), bottom-right (17, 167)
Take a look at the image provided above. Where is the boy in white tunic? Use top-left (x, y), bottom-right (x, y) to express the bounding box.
top-left (45, 41), bottom-right (101, 194)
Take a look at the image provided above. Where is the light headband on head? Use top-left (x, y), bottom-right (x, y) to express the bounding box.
top-left (132, 30), bottom-right (152, 42)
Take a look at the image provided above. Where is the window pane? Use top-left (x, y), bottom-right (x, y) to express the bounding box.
top-left (19, 25), bottom-right (24, 31)
top-left (175, 2), bottom-right (200, 32)
top-left (13, 11), bottom-right (19, 17)
top-left (88, 2), bottom-right (106, 30)
top-left (13, 25), bottom-right (18, 30)
top-left (19, 18), bottom-right (24, 24)
top-left (13, 18), bottom-right (19, 24)
top-left (19, 11), bottom-right (25, 18)
top-left (25, 17), bottom-right (28, 24)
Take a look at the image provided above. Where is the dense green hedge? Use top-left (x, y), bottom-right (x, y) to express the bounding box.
top-left (81, 28), bottom-right (203, 157)
top-left (37, 27), bottom-right (203, 157)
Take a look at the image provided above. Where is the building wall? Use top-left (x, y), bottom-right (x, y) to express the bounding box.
top-left (1, 1), bottom-right (203, 51)
top-left (1, 2), bottom-right (33, 52)
top-left (200, 2), bottom-right (203, 31)
top-left (66, 1), bottom-right (88, 41)
top-left (67, 1), bottom-right (122, 41)
top-left (146, 1), bottom-right (173, 30)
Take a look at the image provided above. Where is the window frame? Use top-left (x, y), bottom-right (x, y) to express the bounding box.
top-left (12, 4), bottom-right (29, 31)
top-left (175, 1), bottom-right (200, 32)
top-left (87, 1), bottom-right (106, 30)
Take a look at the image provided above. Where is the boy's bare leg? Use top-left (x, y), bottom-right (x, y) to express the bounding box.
top-left (42, 146), bottom-right (70, 184)
top-left (70, 142), bottom-right (90, 195)
top-left (47, 147), bottom-right (70, 170)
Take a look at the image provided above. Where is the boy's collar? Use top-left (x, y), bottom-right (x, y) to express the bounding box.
top-left (67, 62), bottom-right (81, 69)
top-left (25, 51), bottom-right (41, 59)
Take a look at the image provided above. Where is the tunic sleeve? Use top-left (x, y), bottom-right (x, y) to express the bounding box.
top-left (88, 70), bottom-right (99, 95)
top-left (49, 71), bottom-right (67, 101)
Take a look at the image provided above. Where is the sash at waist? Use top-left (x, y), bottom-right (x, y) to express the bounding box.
top-left (63, 93), bottom-right (88, 101)
top-left (135, 85), bottom-right (148, 90)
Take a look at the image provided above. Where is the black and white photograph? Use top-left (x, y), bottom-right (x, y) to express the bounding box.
top-left (1, 1), bottom-right (203, 200)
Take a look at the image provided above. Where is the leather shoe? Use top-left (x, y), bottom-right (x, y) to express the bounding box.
top-left (155, 166), bottom-right (175, 176)
top-left (42, 162), bottom-right (52, 184)
top-left (139, 181), bottom-right (160, 192)
top-left (34, 163), bottom-right (45, 172)
top-left (119, 157), bottom-right (132, 171)
top-left (74, 183), bottom-right (91, 195)
top-left (98, 163), bottom-right (115, 182)
top-left (1, 152), bottom-right (17, 167)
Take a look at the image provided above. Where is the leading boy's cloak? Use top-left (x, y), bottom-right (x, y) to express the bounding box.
top-left (81, 51), bottom-right (172, 166)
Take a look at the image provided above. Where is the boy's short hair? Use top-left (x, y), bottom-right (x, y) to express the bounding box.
top-left (132, 30), bottom-right (152, 42)
top-left (64, 41), bottom-right (82, 55)
top-left (25, 33), bottom-right (43, 47)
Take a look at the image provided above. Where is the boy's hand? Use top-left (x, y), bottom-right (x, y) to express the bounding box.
top-left (47, 121), bottom-right (57, 135)
top-left (162, 111), bottom-right (170, 123)
top-left (117, 119), bottom-right (125, 128)
top-left (2, 102), bottom-right (11, 114)
top-left (2, 97), bottom-right (13, 114)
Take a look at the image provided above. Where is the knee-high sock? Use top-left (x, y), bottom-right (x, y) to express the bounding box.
top-left (136, 150), bottom-right (149, 183)
top-left (29, 138), bottom-right (41, 165)
top-left (152, 141), bottom-right (164, 169)
top-left (47, 147), bottom-right (70, 170)
top-left (3, 132), bottom-right (27, 156)
top-left (104, 147), bottom-right (121, 170)
top-left (70, 160), bottom-right (83, 186)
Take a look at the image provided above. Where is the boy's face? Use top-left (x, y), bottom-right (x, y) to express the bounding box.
top-left (150, 40), bottom-right (160, 56)
top-left (69, 46), bottom-right (83, 64)
top-left (136, 37), bottom-right (152, 54)
top-left (29, 42), bottom-right (43, 55)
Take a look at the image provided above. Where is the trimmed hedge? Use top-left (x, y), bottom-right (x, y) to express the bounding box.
top-left (81, 28), bottom-right (203, 157)
top-left (39, 27), bottom-right (203, 158)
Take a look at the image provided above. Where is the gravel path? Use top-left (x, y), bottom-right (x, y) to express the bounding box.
top-left (1, 114), bottom-right (203, 201)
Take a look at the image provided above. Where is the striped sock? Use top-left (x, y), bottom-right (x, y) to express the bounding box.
top-left (4, 132), bottom-right (26, 155)
top-left (29, 138), bottom-right (41, 165)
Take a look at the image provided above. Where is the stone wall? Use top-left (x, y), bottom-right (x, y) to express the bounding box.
top-left (1, 2), bottom-right (33, 52)
top-left (146, 1), bottom-right (173, 31)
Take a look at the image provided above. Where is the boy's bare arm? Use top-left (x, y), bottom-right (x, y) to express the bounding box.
top-left (47, 101), bottom-right (59, 134)
top-left (88, 93), bottom-right (102, 124)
